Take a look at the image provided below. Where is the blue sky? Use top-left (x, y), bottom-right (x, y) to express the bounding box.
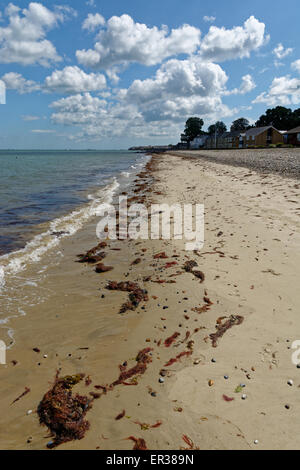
top-left (0, 0), bottom-right (299, 149)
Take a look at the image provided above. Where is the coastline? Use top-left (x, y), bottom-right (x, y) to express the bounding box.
top-left (0, 152), bottom-right (300, 450)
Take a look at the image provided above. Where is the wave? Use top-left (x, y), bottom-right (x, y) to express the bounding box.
top-left (0, 177), bottom-right (119, 287)
top-left (0, 153), bottom-right (150, 288)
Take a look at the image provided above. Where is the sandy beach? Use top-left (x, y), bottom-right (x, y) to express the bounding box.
top-left (0, 150), bottom-right (300, 450)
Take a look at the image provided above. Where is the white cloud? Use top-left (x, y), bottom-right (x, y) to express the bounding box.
top-left (86, 0), bottom-right (96, 6)
top-left (120, 56), bottom-right (235, 123)
top-left (253, 75), bottom-right (300, 106)
top-left (50, 92), bottom-right (108, 125)
top-left (49, 53), bottom-right (240, 142)
top-left (22, 114), bottom-right (40, 121)
top-left (273, 43), bottom-right (293, 59)
top-left (291, 59), bottom-right (300, 73)
top-left (203, 16), bottom-right (216, 23)
top-left (225, 74), bottom-right (256, 95)
top-left (31, 129), bottom-right (55, 133)
top-left (76, 14), bottom-right (201, 69)
top-left (0, 2), bottom-right (63, 66)
top-left (1, 72), bottom-right (40, 93)
top-left (199, 16), bottom-right (267, 62)
top-left (82, 13), bottom-right (105, 32)
top-left (44, 66), bottom-right (106, 93)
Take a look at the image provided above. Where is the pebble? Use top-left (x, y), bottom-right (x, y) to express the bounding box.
top-left (208, 380), bottom-right (214, 387)
top-left (240, 383), bottom-right (246, 388)
top-left (241, 394), bottom-right (247, 400)
top-left (151, 392), bottom-right (157, 397)
top-left (254, 440), bottom-right (259, 445)
top-left (224, 375), bottom-right (229, 380)
top-left (43, 354), bottom-right (48, 359)
top-left (287, 379), bottom-right (293, 386)
top-left (211, 358), bottom-right (216, 363)
top-left (26, 410), bottom-right (33, 415)
top-left (159, 377), bottom-right (165, 383)
top-left (27, 437), bottom-right (33, 444)
top-left (296, 364), bottom-right (300, 369)
top-left (285, 404), bottom-right (290, 410)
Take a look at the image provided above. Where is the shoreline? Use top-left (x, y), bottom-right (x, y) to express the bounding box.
top-left (0, 152), bottom-right (299, 449)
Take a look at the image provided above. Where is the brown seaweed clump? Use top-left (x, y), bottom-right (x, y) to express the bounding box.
top-left (37, 372), bottom-right (92, 449)
top-left (112, 348), bottom-right (153, 386)
top-left (106, 281), bottom-right (148, 313)
top-left (77, 241), bottom-right (107, 263)
top-left (209, 315), bottom-right (244, 348)
top-left (183, 260), bottom-right (205, 282)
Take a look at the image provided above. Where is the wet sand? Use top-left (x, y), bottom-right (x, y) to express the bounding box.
top-left (0, 152), bottom-right (300, 450)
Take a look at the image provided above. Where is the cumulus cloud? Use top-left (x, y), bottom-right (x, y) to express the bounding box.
top-left (76, 14), bottom-right (201, 69)
top-left (2, 66), bottom-right (107, 95)
top-left (203, 16), bottom-right (216, 23)
top-left (199, 16), bottom-right (267, 62)
top-left (49, 52), bottom-right (240, 141)
top-left (44, 66), bottom-right (106, 93)
top-left (0, 2), bottom-right (63, 66)
top-left (225, 74), bottom-right (256, 95)
top-left (82, 13), bottom-right (105, 32)
top-left (253, 75), bottom-right (300, 106)
top-left (292, 59), bottom-right (300, 73)
top-left (1, 72), bottom-right (40, 93)
top-left (273, 43), bottom-right (293, 59)
top-left (120, 56), bottom-right (235, 123)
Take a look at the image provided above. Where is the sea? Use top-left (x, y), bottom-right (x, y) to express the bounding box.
top-left (0, 150), bottom-right (149, 338)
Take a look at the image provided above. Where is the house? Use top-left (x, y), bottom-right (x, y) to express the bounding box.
top-left (217, 130), bottom-right (242, 148)
top-left (285, 126), bottom-right (300, 146)
top-left (242, 126), bottom-right (284, 147)
top-left (190, 135), bottom-right (208, 149)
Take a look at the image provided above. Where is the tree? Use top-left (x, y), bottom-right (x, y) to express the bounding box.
top-left (183, 117), bottom-right (204, 143)
top-left (255, 106), bottom-right (296, 130)
top-left (208, 121), bottom-right (227, 136)
top-left (230, 118), bottom-right (250, 132)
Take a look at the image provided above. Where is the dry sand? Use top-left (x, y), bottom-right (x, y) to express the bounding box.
top-left (0, 152), bottom-right (299, 450)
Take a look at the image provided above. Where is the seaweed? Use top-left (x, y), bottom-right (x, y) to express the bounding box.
top-left (193, 270), bottom-right (205, 282)
top-left (115, 410), bottom-right (125, 420)
top-left (183, 260), bottom-right (205, 282)
top-left (95, 263), bottom-right (113, 273)
top-left (181, 434), bottom-right (200, 450)
top-left (37, 372), bottom-right (92, 448)
top-left (153, 252), bottom-right (168, 259)
top-left (106, 281), bottom-right (148, 314)
top-left (191, 305), bottom-right (210, 314)
top-left (11, 387), bottom-right (30, 405)
top-left (164, 261), bottom-right (178, 269)
top-left (164, 332), bottom-right (180, 347)
top-left (183, 260), bottom-right (198, 272)
top-left (126, 436), bottom-right (148, 450)
top-left (164, 351), bottom-right (192, 367)
top-left (223, 394), bottom-right (235, 402)
top-left (134, 420), bottom-right (162, 430)
top-left (77, 241), bottom-right (107, 263)
top-left (112, 348), bottom-right (153, 387)
top-left (210, 315), bottom-right (244, 348)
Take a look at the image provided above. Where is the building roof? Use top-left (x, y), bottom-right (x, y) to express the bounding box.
top-left (220, 130), bottom-right (241, 138)
top-left (286, 126), bottom-right (300, 134)
top-left (245, 126), bottom-right (273, 137)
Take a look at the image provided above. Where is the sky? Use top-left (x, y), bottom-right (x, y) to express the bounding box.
top-left (0, 0), bottom-right (299, 149)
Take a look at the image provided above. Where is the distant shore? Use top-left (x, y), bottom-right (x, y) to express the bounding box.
top-left (0, 151), bottom-right (299, 450)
